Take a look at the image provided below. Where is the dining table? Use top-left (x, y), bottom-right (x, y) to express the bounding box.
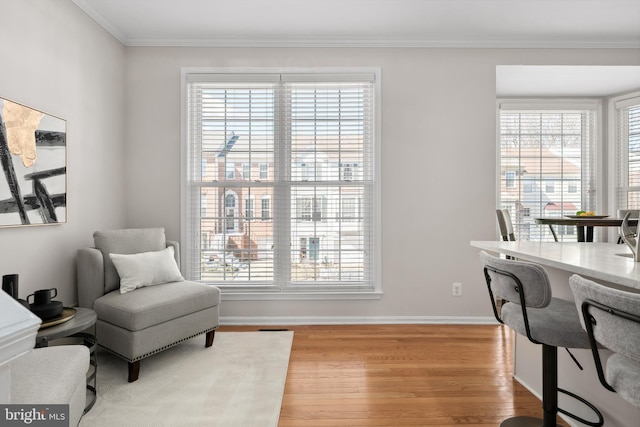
top-left (534, 216), bottom-right (637, 242)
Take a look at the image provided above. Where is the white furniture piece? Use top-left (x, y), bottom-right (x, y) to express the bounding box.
top-left (11, 346), bottom-right (89, 426)
top-left (0, 292), bottom-right (40, 404)
top-left (1, 292), bottom-right (89, 427)
top-left (35, 307), bottom-right (98, 412)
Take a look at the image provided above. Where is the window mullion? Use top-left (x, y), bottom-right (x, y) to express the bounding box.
top-left (275, 81), bottom-right (291, 288)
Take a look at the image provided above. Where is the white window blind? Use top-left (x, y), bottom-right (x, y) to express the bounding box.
top-left (183, 70), bottom-right (377, 293)
top-left (498, 103), bottom-right (598, 242)
top-left (614, 94), bottom-right (640, 210)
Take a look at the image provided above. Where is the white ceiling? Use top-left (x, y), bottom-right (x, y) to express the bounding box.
top-left (72, 0), bottom-right (640, 48)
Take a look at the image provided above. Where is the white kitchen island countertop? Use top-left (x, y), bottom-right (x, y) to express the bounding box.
top-left (470, 241), bottom-right (640, 290)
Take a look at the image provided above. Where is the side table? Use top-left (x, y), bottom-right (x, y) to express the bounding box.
top-left (36, 307), bottom-right (97, 413)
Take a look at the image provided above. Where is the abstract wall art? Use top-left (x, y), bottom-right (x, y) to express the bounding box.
top-left (0, 97), bottom-right (66, 227)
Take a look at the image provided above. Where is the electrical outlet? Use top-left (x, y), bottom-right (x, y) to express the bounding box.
top-left (452, 282), bottom-right (463, 297)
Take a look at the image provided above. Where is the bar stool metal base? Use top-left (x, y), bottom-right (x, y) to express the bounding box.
top-left (501, 416), bottom-right (545, 427)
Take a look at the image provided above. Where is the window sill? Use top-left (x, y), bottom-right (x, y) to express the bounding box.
top-left (220, 290), bottom-right (383, 301)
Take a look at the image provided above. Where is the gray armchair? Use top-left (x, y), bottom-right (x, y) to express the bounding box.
top-left (77, 228), bottom-right (220, 382)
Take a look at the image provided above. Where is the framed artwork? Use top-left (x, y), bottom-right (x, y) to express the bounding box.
top-left (0, 97), bottom-right (66, 227)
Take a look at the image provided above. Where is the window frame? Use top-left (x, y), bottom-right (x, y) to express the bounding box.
top-left (181, 67), bottom-right (382, 300)
top-left (609, 91), bottom-right (640, 223)
top-left (496, 99), bottom-right (603, 242)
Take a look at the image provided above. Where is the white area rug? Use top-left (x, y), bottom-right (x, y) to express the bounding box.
top-left (79, 331), bottom-right (294, 427)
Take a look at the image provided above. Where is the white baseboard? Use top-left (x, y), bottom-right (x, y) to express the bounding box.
top-left (220, 315), bottom-right (498, 325)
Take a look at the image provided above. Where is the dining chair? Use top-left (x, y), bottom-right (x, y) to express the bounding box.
top-left (569, 274), bottom-right (640, 409)
top-left (616, 209), bottom-right (640, 244)
top-left (480, 251), bottom-right (603, 427)
top-left (496, 209), bottom-right (516, 241)
top-left (498, 208), bottom-right (559, 242)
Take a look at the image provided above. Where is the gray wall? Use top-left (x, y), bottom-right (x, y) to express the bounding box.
top-left (124, 47), bottom-right (640, 322)
top-left (0, 0), bottom-right (126, 304)
top-left (1, 1), bottom-right (639, 321)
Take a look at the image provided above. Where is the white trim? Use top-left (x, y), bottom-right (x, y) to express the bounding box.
top-left (497, 98), bottom-right (602, 111)
top-left (219, 315), bottom-right (498, 325)
top-left (181, 67), bottom-right (380, 79)
top-left (607, 90), bottom-right (640, 238)
top-left (496, 98), bottom-right (604, 239)
top-left (373, 68), bottom-right (383, 295)
top-left (181, 67), bottom-right (382, 296)
top-left (221, 291), bottom-right (384, 301)
top-left (180, 68), bottom-right (189, 268)
top-left (71, 0), bottom-right (128, 45)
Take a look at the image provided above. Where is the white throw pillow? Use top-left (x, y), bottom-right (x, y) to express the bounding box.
top-left (110, 247), bottom-right (184, 294)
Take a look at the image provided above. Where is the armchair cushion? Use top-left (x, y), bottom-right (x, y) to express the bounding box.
top-left (110, 246), bottom-right (184, 294)
top-left (93, 281), bottom-right (221, 331)
top-left (94, 228), bottom-right (167, 293)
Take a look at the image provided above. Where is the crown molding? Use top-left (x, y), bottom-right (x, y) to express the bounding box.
top-left (72, 0), bottom-right (128, 45)
top-left (123, 36), bottom-right (640, 49)
top-left (72, 0), bottom-right (640, 49)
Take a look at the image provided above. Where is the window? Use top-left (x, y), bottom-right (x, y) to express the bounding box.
top-left (226, 162), bottom-right (235, 179)
top-left (613, 92), bottom-right (640, 212)
top-left (498, 101), bottom-right (598, 242)
top-left (245, 195), bottom-right (254, 220)
top-left (201, 194), bottom-right (207, 217)
top-left (505, 171), bottom-right (516, 188)
top-left (296, 196), bottom-right (325, 222)
top-left (224, 191), bottom-right (238, 232)
top-left (342, 197), bottom-right (359, 221)
top-left (183, 69), bottom-right (379, 296)
top-left (545, 181), bottom-right (555, 193)
top-left (341, 163), bottom-right (359, 181)
top-left (259, 163), bottom-right (269, 180)
top-left (261, 195), bottom-right (271, 221)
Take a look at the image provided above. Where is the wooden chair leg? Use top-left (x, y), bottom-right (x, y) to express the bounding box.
top-left (128, 361), bottom-right (140, 382)
top-left (206, 330), bottom-right (215, 347)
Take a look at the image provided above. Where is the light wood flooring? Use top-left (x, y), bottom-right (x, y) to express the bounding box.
top-left (218, 324), bottom-right (569, 427)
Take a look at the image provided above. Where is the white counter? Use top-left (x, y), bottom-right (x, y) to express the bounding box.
top-left (470, 241), bottom-right (640, 290)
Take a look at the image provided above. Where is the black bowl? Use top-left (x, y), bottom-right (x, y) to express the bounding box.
top-left (30, 300), bottom-right (63, 320)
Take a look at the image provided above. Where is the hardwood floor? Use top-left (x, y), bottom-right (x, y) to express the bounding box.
top-left (217, 324), bottom-right (569, 426)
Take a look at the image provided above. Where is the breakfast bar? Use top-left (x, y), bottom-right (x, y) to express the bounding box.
top-left (470, 240), bottom-right (640, 427)
top-left (470, 240), bottom-right (640, 290)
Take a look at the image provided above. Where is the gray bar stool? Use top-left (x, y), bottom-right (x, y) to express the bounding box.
top-left (480, 251), bottom-right (603, 426)
top-left (570, 274), bottom-right (640, 409)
